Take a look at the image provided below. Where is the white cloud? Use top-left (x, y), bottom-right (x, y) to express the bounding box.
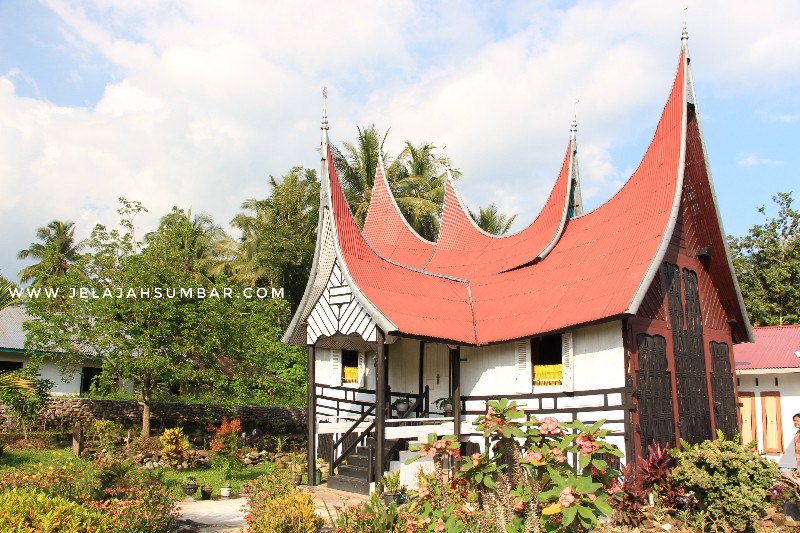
top-left (2, 0), bottom-right (800, 277)
top-left (737, 153), bottom-right (785, 167)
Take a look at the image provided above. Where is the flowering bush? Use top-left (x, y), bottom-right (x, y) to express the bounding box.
top-left (406, 398), bottom-right (622, 533)
top-left (244, 466), bottom-right (297, 528)
top-left (208, 417), bottom-right (244, 482)
top-left (0, 454), bottom-right (177, 533)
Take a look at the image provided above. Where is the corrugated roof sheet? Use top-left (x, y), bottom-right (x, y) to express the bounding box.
top-left (0, 305), bottom-right (29, 350)
top-left (288, 46), bottom-right (749, 346)
top-left (734, 326), bottom-right (800, 370)
top-left (362, 158), bottom-right (435, 270)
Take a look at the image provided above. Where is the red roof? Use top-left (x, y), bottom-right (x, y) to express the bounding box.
top-left (328, 146), bottom-right (478, 344)
top-left (287, 45), bottom-right (751, 346)
top-left (363, 141), bottom-right (573, 277)
top-left (734, 326), bottom-right (800, 370)
top-left (362, 158), bottom-right (435, 270)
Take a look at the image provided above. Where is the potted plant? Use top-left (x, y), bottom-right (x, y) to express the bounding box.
top-left (181, 475), bottom-right (199, 497)
top-left (289, 452), bottom-right (306, 485)
top-left (380, 470), bottom-right (403, 506)
top-left (219, 479), bottom-right (233, 498)
top-left (433, 396), bottom-right (453, 415)
top-left (392, 396), bottom-right (412, 416)
top-left (200, 484), bottom-right (213, 500)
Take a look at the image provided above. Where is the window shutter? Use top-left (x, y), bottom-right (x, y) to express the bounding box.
top-left (761, 392), bottom-right (783, 453)
top-left (515, 340), bottom-right (532, 394)
top-left (357, 351), bottom-right (366, 387)
top-left (561, 332), bottom-right (574, 392)
top-left (738, 392), bottom-right (756, 445)
top-left (330, 349), bottom-right (342, 387)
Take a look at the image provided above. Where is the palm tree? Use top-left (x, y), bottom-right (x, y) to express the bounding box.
top-left (333, 124), bottom-right (389, 227)
top-left (470, 203), bottom-right (518, 235)
top-left (17, 220), bottom-right (86, 284)
top-left (387, 142), bottom-right (452, 241)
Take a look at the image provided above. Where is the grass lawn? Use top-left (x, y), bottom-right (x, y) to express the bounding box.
top-left (161, 461), bottom-right (278, 499)
top-left (0, 445), bottom-right (280, 500)
top-left (0, 445), bottom-right (74, 469)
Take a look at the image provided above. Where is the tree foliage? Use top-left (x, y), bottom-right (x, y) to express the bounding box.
top-left (24, 199), bottom-right (305, 438)
top-left (16, 220), bottom-right (86, 285)
top-left (470, 203), bottom-right (518, 235)
top-left (729, 192), bottom-right (800, 325)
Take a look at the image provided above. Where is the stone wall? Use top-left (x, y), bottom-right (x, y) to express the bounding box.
top-left (0, 396), bottom-right (307, 435)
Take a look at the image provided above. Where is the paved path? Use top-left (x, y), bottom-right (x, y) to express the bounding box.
top-left (175, 485), bottom-right (368, 532)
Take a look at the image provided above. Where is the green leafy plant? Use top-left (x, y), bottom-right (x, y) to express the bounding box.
top-left (433, 396), bottom-right (453, 411)
top-left (246, 487), bottom-right (323, 533)
top-left (159, 427), bottom-right (189, 468)
top-left (380, 470), bottom-right (401, 494)
top-left (92, 419), bottom-right (123, 451)
top-left (0, 369), bottom-right (54, 441)
top-left (669, 430), bottom-right (779, 532)
top-left (0, 488), bottom-right (110, 532)
top-left (209, 417), bottom-right (244, 485)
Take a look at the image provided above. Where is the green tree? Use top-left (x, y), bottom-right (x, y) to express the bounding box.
top-left (332, 124), bottom-right (388, 227)
top-left (230, 167), bottom-right (319, 308)
top-left (729, 192), bottom-right (800, 325)
top-left (17, 220), bottom-right (86, 285)
top-left (470, 203), bottom-right (518, 235)
top-left (387, 141), bottom-right (450, 241)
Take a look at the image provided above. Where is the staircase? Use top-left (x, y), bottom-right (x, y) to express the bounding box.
top-left (326, 437), bottom-right (404, 495)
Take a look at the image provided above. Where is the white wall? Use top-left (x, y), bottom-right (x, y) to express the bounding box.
top-left (737, 372), bottom-right (800, 469)
top-left (573, 320), bottom-right (625, 391)
top-left (387, 338), bottom-right (421, 396)
top-left (0, 352), bottom-right (99, 395)
top-left (461, 343), bottom-right (517, 396)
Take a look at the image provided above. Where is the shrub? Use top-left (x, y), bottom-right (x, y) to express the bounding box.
top-left (332, 493), bottom-right (409, 532)
top-left (669, 430), bottom-right (779, 532)
top-left (209, 417), bottom-right (244, 482)
top-left (159, 427), bottom-right (189, 468)
top-left (245, 467), bottom-right (298, 526)
top-left (0, 488), bottom-right (110, 532)
top-left (246, 491), bottom-right (323, 533)
top-left (92, 419), bottom-right (123, 451)
top-left (0, 452), bottom-right (92, 503)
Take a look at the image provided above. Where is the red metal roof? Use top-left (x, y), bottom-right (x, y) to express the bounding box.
top-left (424, 143), bottom-right (572, 276)
top-left (289, 46), bottom-right (754, 346)
top-left (734, 326), bottom-right (800, 370)
top-left (362, 158), bottom-right (435, 270)
top-left (325, 47), bottom-right (685, 344)
top-left (327, 146), bottom-right (478, 344)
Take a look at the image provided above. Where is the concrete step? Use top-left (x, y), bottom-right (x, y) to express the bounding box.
top-left (327, 474), bottom-right (371, 495)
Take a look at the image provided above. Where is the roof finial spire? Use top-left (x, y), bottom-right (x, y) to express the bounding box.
top-left (570, 97), bottom-right (579, 137)
top-left (321, 86), bottom-right (329, 145)
top-left (681, 4), bottom-right (689, 43)
top-left (442, 143), bottom-right (456, 181)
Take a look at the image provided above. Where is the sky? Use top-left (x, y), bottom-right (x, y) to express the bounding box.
top-left (1, 0), bottom-right (798, 282)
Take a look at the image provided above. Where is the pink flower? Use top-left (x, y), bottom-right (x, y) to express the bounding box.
top-left (434, 519), bottom-right (445, 532)
top-left (471, 453), bottom-right (482, 467)
top-left (559, 486), bottom-right (576, 507)
top-left (513, 500), bottom-right (525, 511)
top-left (576, 434), bottom-right (599, 456)
top-left (588, 493), bottom-right (597, 501)
top-left (417, 486), bottom-right (430, 499)
top-left (606, 480), bottom-right (621, 495)
top-left (540, 417), bottom-right (562, 435)
top-left (524, 450), bottom-right (544, 463)
top-left (549, 447), bottom-right (567, 463)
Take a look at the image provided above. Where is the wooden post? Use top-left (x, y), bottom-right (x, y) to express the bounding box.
top-left (307, 344), bottom-right (317, 486)
top-left (451, 346), bottom-right (461, 442)
top-left (418, 341), bottom-right (425, 415)
top-left (72, 421), bottom-right (84, 458)
top-left (375, 329), bottom-right (386, 485)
